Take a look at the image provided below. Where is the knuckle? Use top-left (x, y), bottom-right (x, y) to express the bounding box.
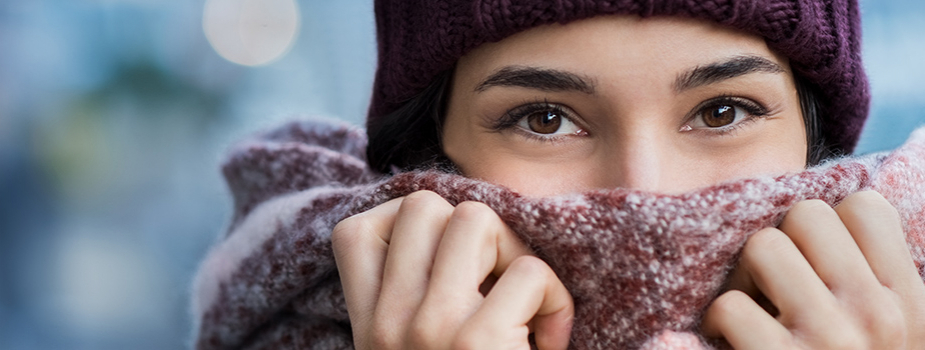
top-left (823, 334), bottom-right (864, 350)
top-left (331, 215), bottom-right (366, 251)
top-left (402, 190), bottom-right (451, 210)
top-left (742, 228), bottom-right (791, 261)
top-left (865, 299), bottom-right (907, 347)
top-left (399, 191), bottom-right (454, 222)
top-left (406, 314), bottom-right (441, 348)
top-left (449, 332), bottom-right (481, 350)
top-left (451, 201), bottom-right (504, 247)
top-left (508, 255), bottom-right (551, 278)
top-left (451, 321), bottom-right (519, 350)
top-left (709, 290), bottom-right (751, 316)
top-left (787, 199), bottom-right (836, 222)
top-left (792, 198), bottom-right (834, 213)
top-left (843, 190), bottom-right (889, 207)
top-left (403, 189), bottom-right (441, 201)
top-left (368, 322), bottom-right (400, 350)
top-left (367, 338), bottom-right (392, 350)
top-left (746, 227), bottom-right (785, 246)
top-left (452, 201), bottom-right (496, 221)
top-left (839, 190), bottom-right (902, 224)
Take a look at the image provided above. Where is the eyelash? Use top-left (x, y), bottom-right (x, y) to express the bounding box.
top-left (492, 96), bottom-right (771, 140)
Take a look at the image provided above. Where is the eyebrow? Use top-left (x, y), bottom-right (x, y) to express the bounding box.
top-left (475, 66), bottom-right (596, 94)
top-left (674, 55), bottom-right (784, 92)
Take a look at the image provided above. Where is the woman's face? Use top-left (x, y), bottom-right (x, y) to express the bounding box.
top-left (442, 16), bottom-right (807, 196)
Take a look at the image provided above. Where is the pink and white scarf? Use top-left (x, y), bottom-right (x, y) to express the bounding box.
top-left (192, 119), bottom-right (925, 350)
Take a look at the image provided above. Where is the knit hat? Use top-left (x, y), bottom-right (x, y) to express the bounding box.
top-left (368, 0), bottom-right (869, 154)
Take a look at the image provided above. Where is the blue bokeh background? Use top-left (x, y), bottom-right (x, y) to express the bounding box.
top-left (1, 1), bottom-right (923, 349)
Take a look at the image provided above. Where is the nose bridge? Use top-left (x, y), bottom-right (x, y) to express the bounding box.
top-left (604, 123), bottom-right (665, 191)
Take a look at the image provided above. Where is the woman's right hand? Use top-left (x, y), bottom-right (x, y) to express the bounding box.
top-left (331, 190), bottom-right (574, 350)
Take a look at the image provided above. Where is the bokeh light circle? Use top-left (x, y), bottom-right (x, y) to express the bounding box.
top-left (203, 0), bottom-right (300, 66)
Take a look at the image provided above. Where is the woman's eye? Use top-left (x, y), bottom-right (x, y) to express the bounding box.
top-left (701, 105), bottom-right (738, 127)
top-left (686, 99), bottom-right (765, 131)
top-left (516, 109), bottom-right (582, 135)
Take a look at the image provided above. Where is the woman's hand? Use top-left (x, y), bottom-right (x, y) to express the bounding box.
top-left (331, 190), bottom-right (574, 350)
top-left (702, 190), bottom-right (925, 349)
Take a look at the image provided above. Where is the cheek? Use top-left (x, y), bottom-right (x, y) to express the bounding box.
top-left (459, 157), bottom-right (604, 197)
top-left (444, 132), bottom-right (602, 196)
top-left (690, 147), bottom-right (805, 186)
top-left (673, 116), bottom-right (808, 189)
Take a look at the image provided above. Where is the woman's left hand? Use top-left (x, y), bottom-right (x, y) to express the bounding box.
top-left (702, 190), bottom-right (925, 349)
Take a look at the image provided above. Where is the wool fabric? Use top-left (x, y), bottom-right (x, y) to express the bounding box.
top-left (369, 0), bottom-right (869, 154)
top-left (192, 118), bottom-right (925, 350)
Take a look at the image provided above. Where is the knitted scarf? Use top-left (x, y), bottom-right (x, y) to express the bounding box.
top-left (192, 119), bottom-right (925, 350)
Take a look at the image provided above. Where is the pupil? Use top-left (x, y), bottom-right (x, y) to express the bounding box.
top-left (705, 105), bottom-right (735, 127)
top-left (528, 111), bottom-right (562, 134)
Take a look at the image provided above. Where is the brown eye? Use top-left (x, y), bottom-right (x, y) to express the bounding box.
top-left (508, 103), bottom-right (584, 139)
top-left (701, 105), bottom-right (736, 127)
top-left (527, 111), bottom-right (563, 134)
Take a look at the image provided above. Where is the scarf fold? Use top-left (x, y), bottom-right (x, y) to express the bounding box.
top-left (192, 119), bottom-right (925, 350)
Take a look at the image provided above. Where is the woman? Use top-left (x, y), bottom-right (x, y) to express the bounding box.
top-left (193, 0), bottom-right (925, 349)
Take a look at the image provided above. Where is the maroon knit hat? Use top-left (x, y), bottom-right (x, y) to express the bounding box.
top-left (368, 0), bottom-right (869, 154)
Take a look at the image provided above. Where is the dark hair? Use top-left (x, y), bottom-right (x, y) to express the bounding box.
top-left (796, 74), bottom-right (837, 166)
top-left (367, 70), bottom-right (830, 173)
top-left (367, 69), bottom-right (455, 173)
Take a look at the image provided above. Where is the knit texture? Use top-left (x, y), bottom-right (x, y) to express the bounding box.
top-left (192, 119), bottom-right (925, 350)
top-left (369, 0), bottom-right (869, 154)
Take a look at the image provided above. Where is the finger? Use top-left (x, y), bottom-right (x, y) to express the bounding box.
top-left (736, 227), bottom-right (838, 328)
top-left (702, 290), bottom-right (792, 349)
top-left (374, 191), bottom-right (454, 344)
top-left (781, 197), bottom-right (912, 346)
top-left (725, 260), bottom-right (781, 317)
top-left (427, 201), bottom-right (532, 297)
top-left (779, 199), bottom-right (881, 296)
top-left (725, 265), bottom-right (780, 317)
top-left (835, 191), bottom-right (920, 292)
top-left (413, 201), bottom-right (533, 345)
top-left (836, 191), bottom-right (925, 347)
top-left (459, 256), bottom-right (573, 350)
top-left (331, 197), bottom-right (404, 348)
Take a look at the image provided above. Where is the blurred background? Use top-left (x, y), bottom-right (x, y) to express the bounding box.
top-left (0, 0), bottom-right (923, 349)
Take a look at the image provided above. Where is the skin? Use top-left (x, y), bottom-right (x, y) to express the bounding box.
top-left (333, 16), bottom-right (925, 349)
top-left (442, 16), bottom-right (806, 195)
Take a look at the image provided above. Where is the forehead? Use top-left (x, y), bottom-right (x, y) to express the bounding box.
top-left (455, 15), bottom-right (790, 88)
